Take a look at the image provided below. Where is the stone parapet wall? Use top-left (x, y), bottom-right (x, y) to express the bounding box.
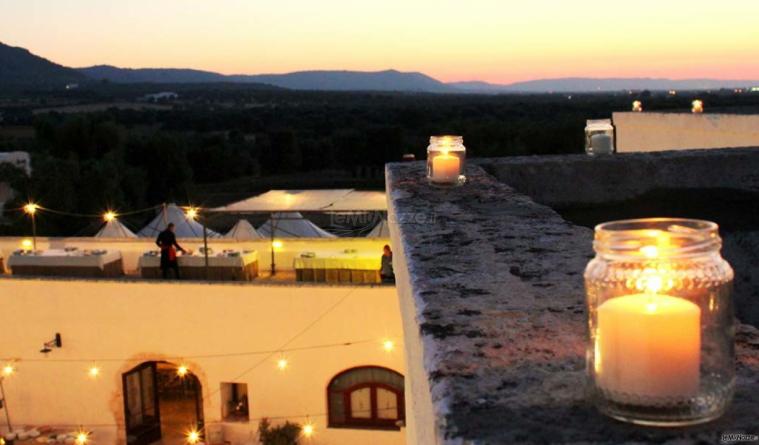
top-left (386, 161), bottom-right (759, 444)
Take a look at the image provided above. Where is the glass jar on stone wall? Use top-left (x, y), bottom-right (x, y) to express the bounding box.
top-left (584, 218), bottom-right (735, 426)
top-left (585, 119), bottom-right (615, 155)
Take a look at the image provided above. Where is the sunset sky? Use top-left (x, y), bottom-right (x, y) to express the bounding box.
top-left (2, 0), bottom-right (759, 84)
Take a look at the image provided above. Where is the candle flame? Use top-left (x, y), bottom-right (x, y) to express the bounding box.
top-left (640, 245), bottom-right (659, 259)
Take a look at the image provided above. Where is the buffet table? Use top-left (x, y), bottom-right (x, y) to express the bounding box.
top-left (7, 249), bottom-right (124, 278)
top-left (294, 250), bottom-right (381, 284)
top-left (139, 250), bottom-right (259, 281)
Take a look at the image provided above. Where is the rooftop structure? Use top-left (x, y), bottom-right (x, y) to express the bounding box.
top-left (613, 112), bottom-right (759, 153)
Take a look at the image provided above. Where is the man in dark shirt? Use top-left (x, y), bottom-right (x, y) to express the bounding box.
top-left (156, 223), bottom-right (187, 279)
top-left (380, 244), bottom-right (395, 283)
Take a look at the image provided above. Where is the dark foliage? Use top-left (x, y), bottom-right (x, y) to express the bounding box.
top-left (2, 86), bottom-right (759, 236)
top-left (258, 418), bottom-right (301, 445)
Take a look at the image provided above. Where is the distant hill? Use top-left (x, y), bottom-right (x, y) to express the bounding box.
top-left (3, 42), bottom-right (758, 93)
top-left (239, 70), bottom-right (451, 92)
top-left (79, 66), bottom-right (452, 92)
top-left (79, 65), bottom-right (228, 84)
top-left (449, 77), bottom-right (759, 93)
top-left (0, 42), bottom-right (87, 89)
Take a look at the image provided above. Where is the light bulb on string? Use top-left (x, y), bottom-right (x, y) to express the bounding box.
top-left (302, 420), bottom-right (315, 438)
top-left (23, 203), bottom-right (39, 215)
top-left (276, 355), bottom-right (289, 371)
top-left (382, 339), bottom-right (395, 352)
top-left (177, 364), bottom-right (190, 378)
top-left (103, 211), bottom-right (117, 222)
top-left (2, 363), bottom-right (15, 377)
top-left (185, 207), bottom-right (199, 221)
top-left (88, 365), bottom-right (101, 379)
top-left (74, 430), bottom-right (89, 445)
top-left (186, 428), bottom-right (201, 444)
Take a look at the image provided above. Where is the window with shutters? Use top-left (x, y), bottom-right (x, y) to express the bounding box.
top-left (327, 366), bottom-right (405, 430)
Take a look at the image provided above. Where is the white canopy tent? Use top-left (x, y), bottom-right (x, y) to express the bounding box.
top-left (257, 212), bottom-right (336, 238)
top-left (212, 189), bottom-right (387, 213)
top-left (138, 203), bottom-right (220, 239)
top-left (225, 219), bottom-right (263, 240)
top-left (94, 219), bottom-right (137, 238)
top-left (367, 218), bottom-right (390, 238)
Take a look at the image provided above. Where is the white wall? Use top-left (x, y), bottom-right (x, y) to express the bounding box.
top-left (613, 112), bottom-right (759, 153)
top-left (0, 237), bottom-right (390, 275)
top-left (0, 278), bottom-right (405, 445)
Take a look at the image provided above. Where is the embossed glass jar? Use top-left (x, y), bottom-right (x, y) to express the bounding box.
top-left (584, 218), bottom-right (735, 426)
top-left (426, 135), bottom-right (466, 186)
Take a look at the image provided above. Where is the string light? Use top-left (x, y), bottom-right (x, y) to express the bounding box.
top-left (75, 430), bottom-right (89, 445)
top-left (186, 428), bottom-right (201, 444)
top-left (23, 203), bottom-right (38, 215)
top-left (302, 421), bottom-right (315, 438)
top-left (382, 339), bottom-right (395, 352)
top-left (272, 240), bottom-right (284, 250)
top-left (103, 211), bottom-right (117, 222)
top-left (276, 357), bottom-right (289, 371)
top-left (185, 207), bottom-right (199, 220)
top-left (2, 363), bottom-right (15, 377)
top-left (177, 364), bottom-right (190, 378)
top-left (88, 366), bottom-right (100, 378)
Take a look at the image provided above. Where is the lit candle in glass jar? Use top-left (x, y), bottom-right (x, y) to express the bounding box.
top-left (426, 135), bottom-right (466, 186)
top-left (585, 219), bottom-right (735, 426)
top-left (596, 292), bottom-right (700, 399)
top-left (431, 151), bottom-right (461, 183)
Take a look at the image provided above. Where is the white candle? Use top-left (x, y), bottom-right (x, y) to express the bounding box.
top-left (596, 293), bottom-right (700, 400)
top-left (431, 152), bottom-right (460, 183)
top-left (590, 133), bottom-right (613, 154)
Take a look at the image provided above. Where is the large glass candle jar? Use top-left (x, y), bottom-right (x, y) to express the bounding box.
top-left (584, 218), bottom-right (734, 426)
top-left (426, 135), bottom-right (466, 186)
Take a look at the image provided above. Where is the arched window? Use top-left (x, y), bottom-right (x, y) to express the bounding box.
top-left (327, 366), bottom-right (405, 430)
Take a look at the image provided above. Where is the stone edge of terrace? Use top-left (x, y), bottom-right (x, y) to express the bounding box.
top-left (386, 159), bottom-right (759, 445)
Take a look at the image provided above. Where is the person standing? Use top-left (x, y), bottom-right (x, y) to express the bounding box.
top-left (380, 244), bottom-right (395, 283)
top-left (156, 223), bottom-right (187, 279)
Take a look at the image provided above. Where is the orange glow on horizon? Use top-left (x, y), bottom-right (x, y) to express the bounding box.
top-left (2, 0), bottom-right (758, 84)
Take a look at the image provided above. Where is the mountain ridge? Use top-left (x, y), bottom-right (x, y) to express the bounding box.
top-left (3, 41), bottom-right (758, 93)
top-left (0, 41), bottom-right (87, 88)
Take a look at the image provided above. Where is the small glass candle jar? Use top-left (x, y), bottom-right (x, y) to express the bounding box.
top-left (585, 119), bottom-right (615, 155)
top-left (585, 218), bottom-right (735, 426)
top-left (426, 135), bottom-right (466, 186)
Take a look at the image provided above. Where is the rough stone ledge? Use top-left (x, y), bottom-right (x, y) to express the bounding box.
top-left (477, 147), bottom-right (759, 208)
top-left (386, 161), bottom-right (759, 445)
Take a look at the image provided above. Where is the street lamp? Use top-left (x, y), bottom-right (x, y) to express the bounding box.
top-left (185, 206), bottom-right (210, 280)
top-left (23, 203), bottom-right (39, 251)
top-left (0, 364), bottom-right (15, 433)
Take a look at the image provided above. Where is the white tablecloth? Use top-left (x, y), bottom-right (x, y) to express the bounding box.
top-left (293, 251), bottom-right (381, 270)
top-left (8, 249), bottom-right (122, 270)
top-left (139, 251), bottom-right (258, 268)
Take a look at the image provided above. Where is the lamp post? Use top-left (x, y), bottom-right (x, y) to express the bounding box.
top-left (1, 364), bottom-right (14, 433)
top-left (185, 207), bottom-right (209, 281)
top-left (270, 213), bottom-right (278, 276)
top-left (24, 203), bottom-right (39, 251)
